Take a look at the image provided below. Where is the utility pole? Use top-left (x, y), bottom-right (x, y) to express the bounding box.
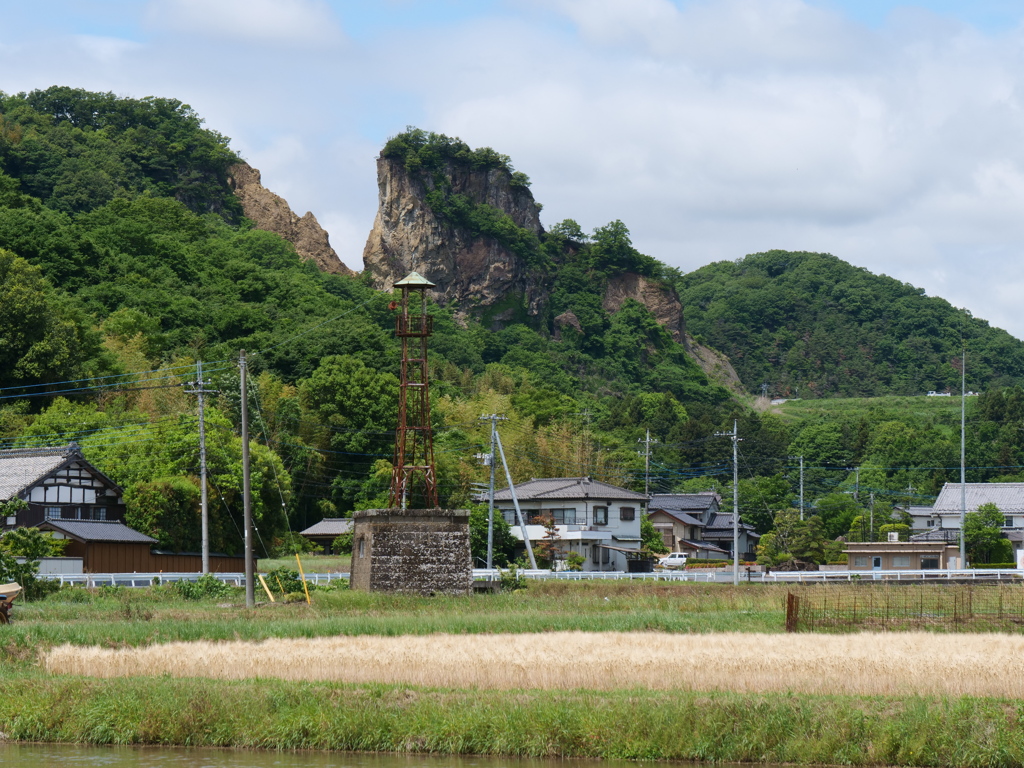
top-left (854, 467), bottom-right (860, 502)
top-left (960, 343), bottom-right (967, 569)
top-left (494, 424), bottom-right (537, 569)
top-left (869, 492), bottom-right (875, 542)
top-left (478, 414), bottom-right (507, 569)
top-left (716, 421), bottom-right (740, 586)
top-left (637, 429), bottom-right (658, 497)
top-left (575, 409), bottom-right (592, 476)
top-left (240, 350), bottom-right (254, 608)
top-left (185, 361), bottom-right (217, 574)
top-left (789, 456), bottom-right (804, 520)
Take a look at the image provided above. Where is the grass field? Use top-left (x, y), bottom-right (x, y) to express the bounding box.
top-left (260, 554), bottom-right (351, 572)
top-left (775, 393), bottom-right (972, 430)
top-left (8, 580), bottom-right (1024, 765)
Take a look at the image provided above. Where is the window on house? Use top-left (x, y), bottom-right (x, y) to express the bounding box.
top-left (539, 508), bottom-right (579, 525)
top-left (892, 555), bottom-right (910, 568)
top-left (502, 510), bottom-right (516, 525)
top-left (594, 506), bottom-right (608, 525)
top-left (620, 506), bottom-right (635, 521)
top-left (592, 546), bottom-right (601, 564)
top-left (921, 557), bottom-right (939, 570)
top-left (853, 556), bottom-right (869, 567)
top-left (93, 507), bottom-right (107, 521)
top-left (44, 507), bottom-right (60, 520)
top-left (602, 547), bottom-right (611, 564)
top-left (1005, 517), bottom-right (1014, 528)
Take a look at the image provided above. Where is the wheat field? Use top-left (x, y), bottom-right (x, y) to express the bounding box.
top-left (43, 630), bottom-right (1024, 698)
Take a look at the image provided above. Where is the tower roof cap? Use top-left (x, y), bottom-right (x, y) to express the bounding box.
top-left (395, 271), bottom-right (436, 288)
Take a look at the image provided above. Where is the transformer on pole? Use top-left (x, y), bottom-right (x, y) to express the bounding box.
top-left (389, 271), bottom-right (439, 510)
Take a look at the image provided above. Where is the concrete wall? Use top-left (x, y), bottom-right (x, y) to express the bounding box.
top-left (351, 508), bottom-right (471, 595)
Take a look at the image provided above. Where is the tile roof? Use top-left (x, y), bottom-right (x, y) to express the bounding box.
top-left (932, 483), bottom-right (1024, 513)
top-left (676, 538), bottom-right (729, 554)
top-left (300, 518), bottom-right (353, 537)
top-left (703, 513), bottom-right (761, 540)
top-left (648, 508), bottom-right (705, 527)
top-left (39, 519), bottom-right (156, 543)
top-left (491, 477), bottom-right (648, 502)
top-left (0, 444), bottom-right (80, 501)
top-left (649, 493), bottom-right (720, 512)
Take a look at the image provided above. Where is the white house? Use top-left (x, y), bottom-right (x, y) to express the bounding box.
top-left (486, 477), bottom-right (648, 571)
top-left (908, 482), bottom-right (1024, 561)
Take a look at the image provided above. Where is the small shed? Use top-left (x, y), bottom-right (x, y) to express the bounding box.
top-left (299, 518), bottom-right (353, 554)
top-left (38, 519), bottom-right (246, 573)
top-left (844, 540), bottom-right (960, 571)
top-left (39, 519), bottom-right (157, 573)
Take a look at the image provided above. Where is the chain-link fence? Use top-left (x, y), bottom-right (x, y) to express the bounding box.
top-left (786, 584), bottom-right (1024, 632)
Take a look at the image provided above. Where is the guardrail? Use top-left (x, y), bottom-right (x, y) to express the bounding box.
top-left (472, 569), bottom-right (719, 582)
top-left (39, 572), bottom-right (351, 588)
top-left (765, 569), bottom-right (1023, 583)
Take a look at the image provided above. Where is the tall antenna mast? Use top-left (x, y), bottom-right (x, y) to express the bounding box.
top-left (389, 272), bottom-right (439, 509)
top-left (960, 341), bottom-right (967, 568)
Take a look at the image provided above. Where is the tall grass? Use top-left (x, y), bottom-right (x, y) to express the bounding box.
top-left (2, 675), bottom-right (1023, 766)
top-left (41, 630), bottom-right (1024, 698)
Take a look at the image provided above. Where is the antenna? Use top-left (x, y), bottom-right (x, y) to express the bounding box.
top-left (389, 272), bottom-right (438, 509)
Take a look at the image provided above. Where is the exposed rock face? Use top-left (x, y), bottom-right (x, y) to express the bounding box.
top-left (227, 163), bottom-right (354, 276)
top-left (682, 333), bottom-right (746, 396)
top-left (362, 157), bottom-right (545, 322)
top-left (602, 272), bottom-right (744, 394)
top-left (602, 273), bottom-right (686, 342)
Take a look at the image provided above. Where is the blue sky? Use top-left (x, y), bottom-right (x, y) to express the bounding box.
top-left (4, 0), bottom-right (1024, 339)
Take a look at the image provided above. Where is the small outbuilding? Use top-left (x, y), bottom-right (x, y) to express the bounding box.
top-left (299, 517), bottom-right (353, 554)
top-left (844, 540), bottom-right (960, 571)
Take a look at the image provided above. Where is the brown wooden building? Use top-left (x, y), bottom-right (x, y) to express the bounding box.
top-left (38, 519), bottom-right (246, 573)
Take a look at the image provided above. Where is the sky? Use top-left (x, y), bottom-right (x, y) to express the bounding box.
top-left (3, 1), bottom-right (1024, 337)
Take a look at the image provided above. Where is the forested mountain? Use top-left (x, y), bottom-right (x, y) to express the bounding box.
top-left (675, 251), bottom-right (1024, 398)
top-left (4, 88), bottom-right (1024, 566)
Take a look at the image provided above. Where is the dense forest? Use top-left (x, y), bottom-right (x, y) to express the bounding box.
top-left (3, 88), bottom-right (1024, 566)
top-left (675, 251), bottom-right (1024, 398)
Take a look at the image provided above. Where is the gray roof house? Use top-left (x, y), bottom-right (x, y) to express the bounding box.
top-left (0, 443), bottom-right (127, 530)
top-left (907, 482), bottom-right (1024, 562)
top-left (480, 477), bottom-right (649, 572)
top-left (299, 518), bottom-right (353, 554)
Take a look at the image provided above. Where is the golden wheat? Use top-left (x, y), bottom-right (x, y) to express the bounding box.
top-left (42, 630), bottom-right (1024, 697)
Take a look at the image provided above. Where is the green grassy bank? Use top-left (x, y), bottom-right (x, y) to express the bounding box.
top-left (0, 674), bottom-right (1020, 767)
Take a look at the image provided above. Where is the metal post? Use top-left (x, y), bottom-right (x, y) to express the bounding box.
top-left (494, 426), bottom-right (537, 569)
top-left (960, 345), bottom-right (967, 568)
top-left (479, 413), bottom-right (505, 570)
top-left (240, 350), bottom-right (254, 608)
top-left (799, 456), bottom-right (804, 520)
top-left (732, 419), bottom-right (739, 586)
top-left (184, 361), bottom-right (219, 573)
top-left (638, 429), bottom-right (658, 497)
top-left (869, 492), bottom-right (875, 541)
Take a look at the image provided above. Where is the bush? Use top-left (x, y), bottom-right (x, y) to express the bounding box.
top-left (175, 573), bottom-right (233, 601)
top-left (264, 566), bottom-right (301, 596)
top-left (269, 531), bottom-right (321, 558)
top-left (331, 532), bottom-right (353, 555)
top-left (44, 586), bottom-right (93, 604)
top-left (499, 566), bottom-right (527, 592)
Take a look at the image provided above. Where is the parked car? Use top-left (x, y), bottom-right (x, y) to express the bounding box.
top-left (658, 553), bottom-right (688, 570)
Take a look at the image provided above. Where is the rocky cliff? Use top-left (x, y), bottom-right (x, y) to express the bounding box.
top-left (227, 163), bottom-right (354, 276)
top-left (361, 156), bottom-right (546, 323)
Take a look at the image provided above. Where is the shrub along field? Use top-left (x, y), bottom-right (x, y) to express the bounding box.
top-left (5, 581), bottom-right (1024, 766)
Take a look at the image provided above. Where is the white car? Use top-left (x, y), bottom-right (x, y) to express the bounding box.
top-left (659, 552), bottom-right (688, 569)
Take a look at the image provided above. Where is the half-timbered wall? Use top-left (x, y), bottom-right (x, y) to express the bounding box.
top-left (13, 460), bottom-right (125, 529)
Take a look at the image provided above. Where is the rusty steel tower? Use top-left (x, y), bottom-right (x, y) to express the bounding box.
top-left (389, 271), bottom-right (439, 509)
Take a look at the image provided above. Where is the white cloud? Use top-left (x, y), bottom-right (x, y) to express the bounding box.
top-left (144, 0), bottom-right (344, 46)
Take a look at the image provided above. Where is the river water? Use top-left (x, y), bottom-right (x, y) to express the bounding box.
top-left (0, 744), bottom-right (720, 768)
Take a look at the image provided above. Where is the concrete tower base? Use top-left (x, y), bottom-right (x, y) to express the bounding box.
top-left (349, 507), bottom-right (472, 595)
